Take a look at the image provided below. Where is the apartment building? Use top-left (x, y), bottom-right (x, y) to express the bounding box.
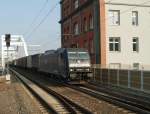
top-left (105, 0), bottom-right (150, 68)
top-left (60, 0), bottom-right (95, 63)
top-left (60, 0), bottom-right (150, 67)
top-left (60, 0), bottom-right (106, 64)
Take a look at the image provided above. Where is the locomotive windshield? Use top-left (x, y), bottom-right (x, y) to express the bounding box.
top-left (68, 52), bottom-right (78, 59)
top-left (78, 52), bottom-right (90, 59)
top-left (68, 52), bottom-right (89, 60)
top-left (67, 50), bottom-right (91, 67)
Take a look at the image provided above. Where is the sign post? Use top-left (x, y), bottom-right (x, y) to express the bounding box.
top-left (5, 34), bottom-right (11, 81)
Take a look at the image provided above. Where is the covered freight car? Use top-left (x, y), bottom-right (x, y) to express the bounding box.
top-left (16, 57), bottom-right (27, 68)
top-left (31, 54), bottom-right (41, 71)
top-left (38, 50), bottom-right (60, 76)
top-left (27, 55), bottom-right (32, 68)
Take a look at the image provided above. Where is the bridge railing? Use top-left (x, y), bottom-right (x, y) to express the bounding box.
top-left (91, 64), bottom-right (150, 93)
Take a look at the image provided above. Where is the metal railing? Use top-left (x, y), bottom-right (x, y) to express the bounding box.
top-left (91, 64), bottom-right (150, 93)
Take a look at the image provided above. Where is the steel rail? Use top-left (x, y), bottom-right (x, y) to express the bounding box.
top-left (10, 69), bottom-right (77, 114)
top-left (83, 83), bottom-right (150, 110)
top-left (10, 69), bottom-right (58, 114)
top-left (89, 81), bottom-right (150, 101)
top-left (11, 68), bottom-right (92, 114)
top-left (66, 83), bottom-right (150, 114)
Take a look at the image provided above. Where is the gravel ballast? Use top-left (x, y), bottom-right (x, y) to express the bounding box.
top-left (0, 76), bottom-right (44, 114)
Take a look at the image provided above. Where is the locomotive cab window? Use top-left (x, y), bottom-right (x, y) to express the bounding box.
top-left (78, 52), bottom-right (90, 59)
top-left (68, 52), bottom-right (78, 59)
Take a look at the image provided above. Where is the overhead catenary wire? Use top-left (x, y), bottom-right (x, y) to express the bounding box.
top-left (105, 0), bottom-right (150, 22)
top-left (105, 0), bottom-right (150, 42)
top-left (27, 0), bottom-right (150, 50)
top-left (120, 0), bottom-right (150, 14)
top-left (40, 34), bottom-right (61, 47)
top-left (107, 0), bottom-right (114, 3)
top-left (25, 2), bottom-right (59, 41)
top-left (40, 0), bottom-right (150, 46)
top-left (42, 38), bottom-right (60, 46)
top-left (23, 0), bottom-right (49, 36)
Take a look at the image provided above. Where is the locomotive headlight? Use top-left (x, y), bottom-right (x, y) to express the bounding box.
top-left (86, 68), bottom-right (91, 71)
top-left (70, 68), bottom-right (73, 72)
top-left (86, 68), bottom-right (90, 71)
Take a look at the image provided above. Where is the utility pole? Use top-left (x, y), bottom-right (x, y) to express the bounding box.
top-left (5, 34), bottom-right (11, 81)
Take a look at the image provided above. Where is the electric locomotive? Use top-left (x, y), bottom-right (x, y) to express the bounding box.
top-left (39, 48), bottom-right (92, 82)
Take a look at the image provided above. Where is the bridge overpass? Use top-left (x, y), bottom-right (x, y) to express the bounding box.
top-left (1, 35), bottom-right (28, 69)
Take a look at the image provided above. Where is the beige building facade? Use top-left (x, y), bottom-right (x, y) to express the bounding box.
top-left (105, 0), bottom-right (150, 69)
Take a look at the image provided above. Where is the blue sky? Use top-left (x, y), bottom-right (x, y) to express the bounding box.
top-left (0, 0), bottom-right (60, 53)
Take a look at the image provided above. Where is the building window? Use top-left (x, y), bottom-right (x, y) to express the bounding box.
top-left (74, 0), bottom-right (79, 9)
top-left (109, 10), bottom-right (120, 25)
top-left (71, 43), bottom-right (78, 48)
top-left (83, 18), bottom-right (88, 32)
top-left (73, 23), bottom-right (79, 35)
top-left (90, 39), bottom-right (94, 54)
top-left (84, 40), bottom-right (88, 49)
top-left (89, 15), bottom-right (94, 29)
top-left (67, 26), bottom-right (69, 32)
top-left (132, 11), bottom-right (138, 26)
top-left (132, 37), bottom-right (139, 52)
top-left (133, 63), bottom-right (140, 70)
top-left (109, 37), bottom-right (120, 51)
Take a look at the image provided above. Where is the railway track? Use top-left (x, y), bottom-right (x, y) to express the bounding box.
top-left (66, 83), bottom-right (150, 114)
top-left (89, 82), bottom-right (150, 103)
top-left (12, 67), bottom-right (134, 114)
top-left (36, 74), bottom-right (149, 114)
top-left (10, 69), bottom-right (92, 114)
top-left (89, 82), bottom-right (150, 101)
top-left (13, 67), bottom-right (150, 114)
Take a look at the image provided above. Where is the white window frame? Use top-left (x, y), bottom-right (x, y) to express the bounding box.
top-left (90, 39), bottom-right (94, 53)
top-left (133, 63), bottom-right (140, 70)
top-left (89, 15), bottom-right (94, 29)
top-left (74, 23), bottom-right (79, 35)
top-left (132, 11), bottom-right (138, 26)
top-left (109, 10), bottom-right (120, 25)
top-left (132, 37), bottom-right (139, 52)
top-left (109, 37), bottom-right (121, 52)
top-left (71, 43), bottom-right (78, 48)
top-left (83, 18), bottom-right (88, 32)
top-left (84, 40), bottom-right (88, 48)
top-left (74, 0), bottom-right (79, 9)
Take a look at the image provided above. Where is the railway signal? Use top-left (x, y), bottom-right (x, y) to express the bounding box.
top-left (5, 34), bottom-right (11, 81)
top-left (5, 34), bottom-right (11, 47)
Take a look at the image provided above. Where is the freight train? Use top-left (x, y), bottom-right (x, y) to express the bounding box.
top-left (11, 48), bottom-right (92, 82)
